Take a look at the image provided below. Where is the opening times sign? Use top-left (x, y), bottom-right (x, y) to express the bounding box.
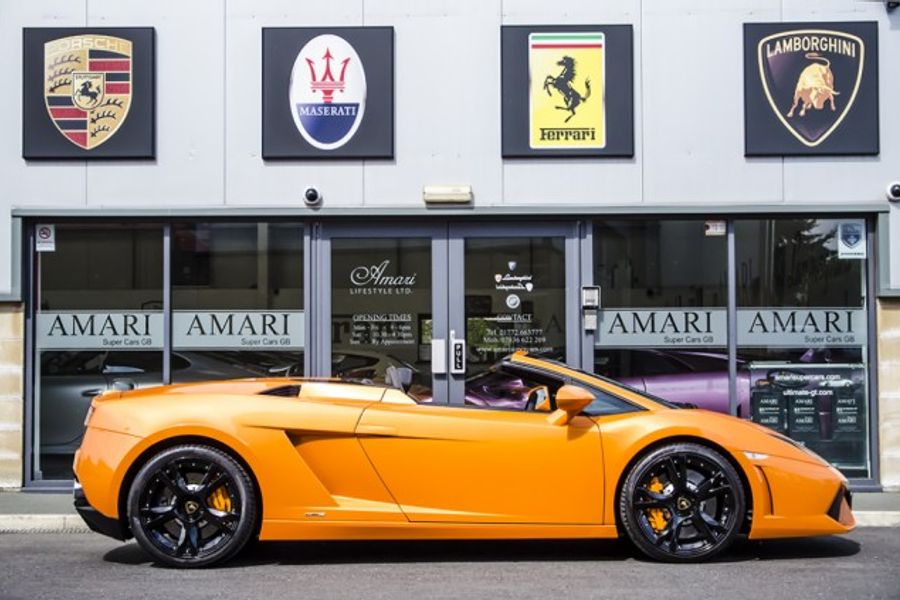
top-left (596, 308), bottom-right (866, 348)
top-left (36, 311), bottom-right (304, 350)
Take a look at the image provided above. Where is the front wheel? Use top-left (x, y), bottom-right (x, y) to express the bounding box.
top-left (127, 444), bottom-right (257, 568)
top-left (618, 442), bottom-right (746, 562)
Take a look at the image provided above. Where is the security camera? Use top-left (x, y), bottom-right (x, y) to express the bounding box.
top-left (887, 182), bottom-right (900, 203)
top-left (303, 186), bottom-right (322, 206)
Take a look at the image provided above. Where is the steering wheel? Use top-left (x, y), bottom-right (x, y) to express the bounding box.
top-left (524, 385), bottom-right (550, 412)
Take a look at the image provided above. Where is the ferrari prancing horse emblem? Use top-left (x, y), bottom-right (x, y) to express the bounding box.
top-left (44, 34), bottom-right (133, 150)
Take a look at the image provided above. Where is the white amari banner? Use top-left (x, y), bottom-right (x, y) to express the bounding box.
top-left (737, 308), bottom-right (867, 347)
top-left (37, 311), bottom-right (163, 349)
top-left (172, 311), bottom-right (305, 350)
top-left (596, 309), bottom-right (727, 347)
top-left (596, 308), bottom-right (867, 348)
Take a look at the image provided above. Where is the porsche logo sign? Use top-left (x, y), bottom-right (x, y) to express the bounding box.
top-left (44, 34), bottom-right (133, 150)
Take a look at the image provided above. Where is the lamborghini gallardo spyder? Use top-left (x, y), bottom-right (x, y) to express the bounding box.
top-left (73, 352), bottom-right (854, 567)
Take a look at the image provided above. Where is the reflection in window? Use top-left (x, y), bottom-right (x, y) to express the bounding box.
top-left (736, 219), bottom-right (869, 478)
top-left (171, 223), bottom-right (305, 382)
top-left (593, 221), bottom-right (729, 415)
top-left (35, 225), bottom-right (164, 480)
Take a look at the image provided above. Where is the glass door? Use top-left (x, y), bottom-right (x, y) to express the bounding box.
top-left (321, 225), bottom-right (448, 403)
top-left (447, 223), bottom-right (580, 405)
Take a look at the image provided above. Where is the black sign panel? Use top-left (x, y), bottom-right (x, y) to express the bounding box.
top-left (262, 27), bottom-right (394, 159)
top-left (744, 22), bottom-right (878, 156)
top-left (23, 28), bottom-right (155, 159)
top-left (501, 25), bottom-right (633, 158)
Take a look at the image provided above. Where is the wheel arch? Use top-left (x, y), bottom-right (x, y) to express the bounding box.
top-left (116, 435), bottom-right (264, 540)
top-left (612, 435), bottom-right (754, 536)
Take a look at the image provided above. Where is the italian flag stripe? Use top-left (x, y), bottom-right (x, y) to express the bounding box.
top-left (530, 33), bottom-right (603, 48)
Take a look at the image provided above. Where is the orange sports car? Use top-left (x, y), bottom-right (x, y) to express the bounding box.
top-left (73, 352), bottom-right (854, 568)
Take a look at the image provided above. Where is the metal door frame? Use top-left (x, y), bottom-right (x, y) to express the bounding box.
top-left (447, 221), bottom-right (582, 405)
top-left (317, 223), bottom-right (450, 403)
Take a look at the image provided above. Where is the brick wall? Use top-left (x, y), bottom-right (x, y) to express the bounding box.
top-left (878, 298), bottom-right (900, 491)
top-left (0, 303), bottom-right (23, 488)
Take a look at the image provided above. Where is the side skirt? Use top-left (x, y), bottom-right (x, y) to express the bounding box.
top-left (259, 521), bottom-right (618, 541)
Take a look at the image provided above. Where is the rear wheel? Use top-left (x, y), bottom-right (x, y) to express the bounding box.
top-left (618, 442), bottom-right (745, 562)
top-left (127, 444), bottom-right (257, 568)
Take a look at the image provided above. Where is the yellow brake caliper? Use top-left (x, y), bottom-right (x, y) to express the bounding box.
top-left (207, 485), bottom-right (232, 513)
top-left (646, 476), bottom-right (669, 533)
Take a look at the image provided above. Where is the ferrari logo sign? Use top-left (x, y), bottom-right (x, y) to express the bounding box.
top-left (529, 32), bottom-right (605, 149)
top-left (44, 34), bottom-right (132, 150)
top-left (757, 30), bottom-right (863, 147)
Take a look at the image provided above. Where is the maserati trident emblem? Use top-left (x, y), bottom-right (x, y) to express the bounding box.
top-left (757, 29), bottom-right (864, 147)
top-left (184, 500), bottom-right (199, 515)
top-left (289, 34), bottom-right (367, 151)
top-left (43, 34), bottom-right (133, 150)
top-left (677, 497), bottom-right (692, 511)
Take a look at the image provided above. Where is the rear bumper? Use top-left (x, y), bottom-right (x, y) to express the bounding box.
top-left (73, 480), bottom-right (129, 541)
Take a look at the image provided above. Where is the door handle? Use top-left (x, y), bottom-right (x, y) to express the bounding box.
top-left (356, 424), bottom-right (397, 436)
top-left (449, 330), bottom-right (465, 375)
top-left (81, 388), bottom-right (103, 398)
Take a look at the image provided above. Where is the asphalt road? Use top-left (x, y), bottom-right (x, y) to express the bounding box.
top-left (1, 530), bottom-right (898, 600)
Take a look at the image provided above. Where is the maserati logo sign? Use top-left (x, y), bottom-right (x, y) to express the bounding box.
top-left (289, 34), bottom-right (367, 151)
top-left (743, 22), bottom-right (878, 156)
top-left (43, 35), bottom-right (133, 150)
top-left (757, 30), bottom-right (863, 147)
top-left (262, 27), bottom-right (393, 159)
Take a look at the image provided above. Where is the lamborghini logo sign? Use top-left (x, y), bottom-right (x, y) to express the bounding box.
top-left (757, 30), bottom-right (863, 147)
top-left (44, 34), bottom-right (133, 150)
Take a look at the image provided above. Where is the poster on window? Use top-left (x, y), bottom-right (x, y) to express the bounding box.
top-left (749, 363), bottom-right (867, 469)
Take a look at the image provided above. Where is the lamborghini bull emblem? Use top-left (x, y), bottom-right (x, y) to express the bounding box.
top-left (757, 29), bottom-right (864, 147)
top-left (44, 34), bottom-right (133, 150)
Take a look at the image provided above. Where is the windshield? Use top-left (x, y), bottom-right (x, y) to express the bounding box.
top-left (518, 356), bottom-right (683, 410)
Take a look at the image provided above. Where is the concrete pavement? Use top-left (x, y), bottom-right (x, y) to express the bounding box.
top-left (1, 529), bottom-right (898, 599)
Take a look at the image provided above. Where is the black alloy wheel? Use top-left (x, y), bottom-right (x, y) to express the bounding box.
top-left (127, 444), bottom-right (257, 568)
top-left (618, 442), bottom-right (746, 562)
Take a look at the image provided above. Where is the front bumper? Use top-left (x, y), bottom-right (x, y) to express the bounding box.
top-left (73, 480), bottom-right (129, 541)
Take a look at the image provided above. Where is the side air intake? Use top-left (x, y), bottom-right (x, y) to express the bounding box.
top-left (259, 385), bottom-right (302, 398)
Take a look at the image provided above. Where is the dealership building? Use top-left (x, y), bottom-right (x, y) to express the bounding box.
top-left (0, 1), bottom-right (898, 492)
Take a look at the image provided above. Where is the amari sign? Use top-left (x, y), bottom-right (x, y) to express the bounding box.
top-left (36, 311), bottom-right (163, 349)
top-left (597, 308), bottom-right (866, 348)
top-left (743, 21), bottom-right (878, 155)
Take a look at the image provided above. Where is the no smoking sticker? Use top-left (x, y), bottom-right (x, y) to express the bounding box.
top-left (36, 224), bottom-right (55, 252)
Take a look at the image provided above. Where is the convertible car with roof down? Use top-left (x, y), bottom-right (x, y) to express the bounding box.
top-left (73, 352), bottom-right (855, 568)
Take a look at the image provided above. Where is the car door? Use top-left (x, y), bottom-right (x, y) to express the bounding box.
top-left (356, 402), bottom-right (604, 524)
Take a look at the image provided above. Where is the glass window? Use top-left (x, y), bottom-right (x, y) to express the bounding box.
top-left (594, 221), bottom-right (730, 413)
top-left (331, 238), bottom-right (432, 400)
top-left (464, 237), bottom-right (567, 378)
top-left (34, 224), bottom-right (163, 480)
top-left (171, 223), bottom-right (305, 381)
top-left (737, 218), bottom-right (870, 478)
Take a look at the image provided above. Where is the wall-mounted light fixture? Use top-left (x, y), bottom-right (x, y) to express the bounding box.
top-left (423, 185), bottom-right (473, 204)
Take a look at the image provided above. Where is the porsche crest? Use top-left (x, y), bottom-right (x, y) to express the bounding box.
top-left (44, 34), bottom-right (133, 150)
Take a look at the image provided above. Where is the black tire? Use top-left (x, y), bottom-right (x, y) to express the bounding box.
top-left (127, 444), bottom-right (258, 568)
top-left (618, 442), bottom-right (746, 562)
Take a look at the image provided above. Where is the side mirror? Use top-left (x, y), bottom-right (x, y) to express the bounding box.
top-left (547, 384), bottom-right (594, 426)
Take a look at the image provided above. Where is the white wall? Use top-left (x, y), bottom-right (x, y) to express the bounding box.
top-left (1, 0), bottom-right (899, 293)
